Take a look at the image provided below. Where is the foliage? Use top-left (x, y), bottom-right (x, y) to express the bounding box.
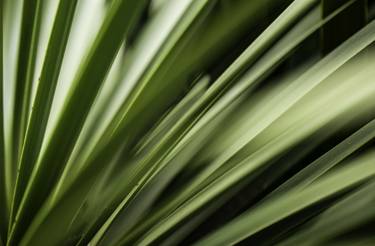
top-left (1, 0), bottom-right (375, 245)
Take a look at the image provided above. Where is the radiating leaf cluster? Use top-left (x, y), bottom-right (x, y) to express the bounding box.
top-left (1, 0), bottom-right (375, 245)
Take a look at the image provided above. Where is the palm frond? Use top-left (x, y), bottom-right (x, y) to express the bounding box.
top-left (1, 0), bottom-right (375, 245)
